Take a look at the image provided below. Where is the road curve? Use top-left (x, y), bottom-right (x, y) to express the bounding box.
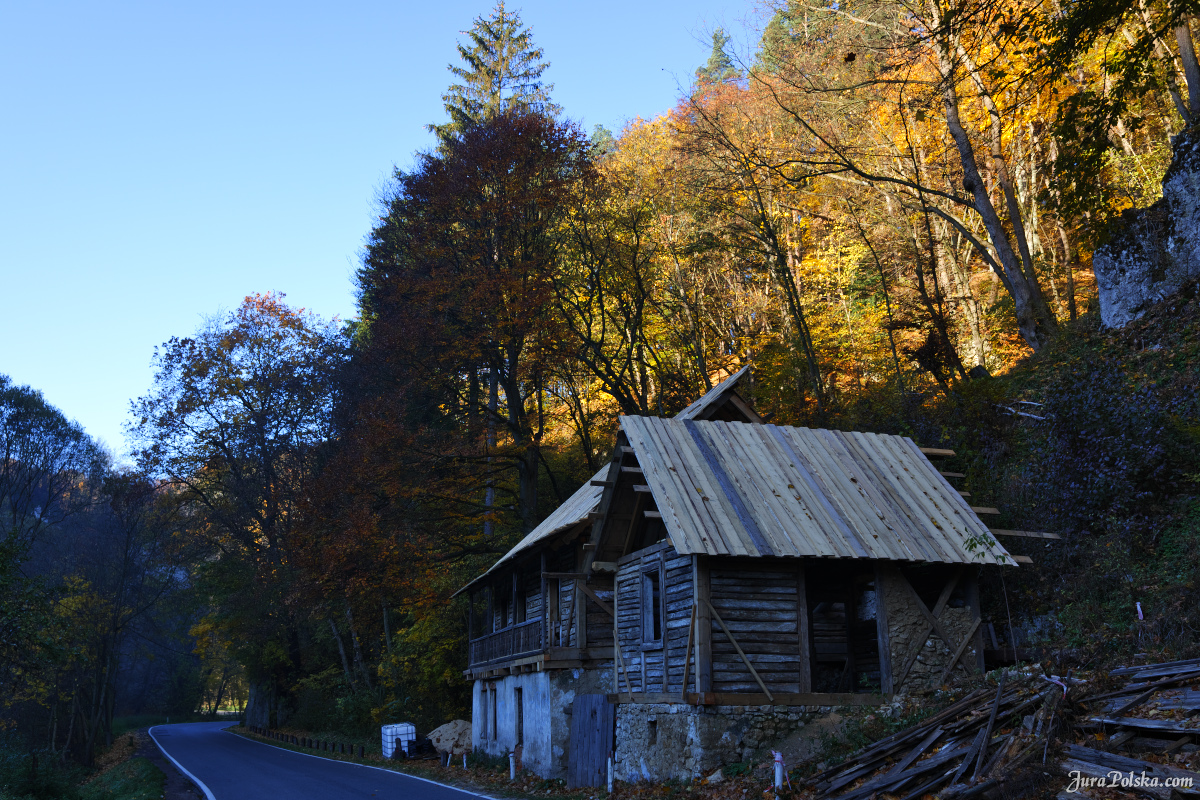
top-left (149, 722), bottom-right (488, 800)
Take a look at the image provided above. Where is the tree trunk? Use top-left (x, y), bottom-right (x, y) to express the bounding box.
top-left (328, 617), bottom-right (355, 689)
top-left (1176, 17), bottom-right (1200, 117)
top-left (957, 42), bottom-right (1058, 334)
top-left (931, 20), bottom-right (1047, 350)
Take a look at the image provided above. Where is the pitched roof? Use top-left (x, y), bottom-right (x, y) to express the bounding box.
top-left (621, 416), bottom-right (1011, 565)
top-left (454, 368), bottom-right (757, 594)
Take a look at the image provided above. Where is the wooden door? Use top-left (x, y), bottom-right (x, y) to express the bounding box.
top-left (567, 694), bottom-right (614, 788)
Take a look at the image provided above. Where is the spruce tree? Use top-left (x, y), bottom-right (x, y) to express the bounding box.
top-left (696, 27), bottom-right (738, 83)
top-left (430, 2), bottom-right (558, 146)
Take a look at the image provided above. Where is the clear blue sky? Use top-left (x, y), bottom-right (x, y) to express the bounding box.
top-left (0, 0), bottom-right (753, 456)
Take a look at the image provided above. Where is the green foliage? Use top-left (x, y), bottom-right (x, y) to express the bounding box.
top-left (431, 2), bottom-right (558, 147)
top-left (696, 28), bottom-right (738, 83)
top-left (79, 758), bottom-right (164, 800)
top-left (0, 734), bottom-right (83, 800)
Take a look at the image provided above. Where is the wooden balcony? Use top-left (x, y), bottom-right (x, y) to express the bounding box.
top-left (468, 618), bottom-right (543, 667)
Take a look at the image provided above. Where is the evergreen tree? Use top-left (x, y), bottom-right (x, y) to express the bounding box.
top-left (430, 2), bottom-right (558, 146)
top-left (589, 123), bottom-right (616, 157)
top-left (696, 27), bottom-right (738, 83)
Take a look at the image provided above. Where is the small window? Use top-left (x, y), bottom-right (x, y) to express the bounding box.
top-left (642, 566), bottom-right (663, 646)
top-left (647, 719), bottom-right (658, 745)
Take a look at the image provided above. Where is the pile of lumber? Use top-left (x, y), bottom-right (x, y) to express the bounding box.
top-left (1067, 657), bottom-right (1200, 797)
top-left (806, 675), bottom-right (1062, 800)
top-left (804, 658), bottom-right (1200, 799)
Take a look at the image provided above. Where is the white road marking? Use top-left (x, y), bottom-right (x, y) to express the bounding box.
top-left (148, 726), bottom-right (217, 800)
top-left (226, 729), bottom-right (499, 800)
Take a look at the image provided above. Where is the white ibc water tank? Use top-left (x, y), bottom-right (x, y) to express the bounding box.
top-left (381, 723), bottom-right (416, 758)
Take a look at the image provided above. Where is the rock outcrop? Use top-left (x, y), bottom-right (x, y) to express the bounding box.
top-left (1093, 127), bottom-right (1200, 327)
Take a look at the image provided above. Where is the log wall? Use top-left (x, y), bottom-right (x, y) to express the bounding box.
top-left (613, 542), bottom-right (693, 694)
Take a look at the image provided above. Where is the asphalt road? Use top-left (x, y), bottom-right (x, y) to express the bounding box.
top-left (150, 722), bottom-right (485, 800)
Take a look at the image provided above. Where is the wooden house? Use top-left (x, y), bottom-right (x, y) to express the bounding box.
top-left (458, 370), bottom-right (1013, 786)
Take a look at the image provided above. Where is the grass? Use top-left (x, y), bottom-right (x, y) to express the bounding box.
top-left (79, 758), bottom-right (164, 800)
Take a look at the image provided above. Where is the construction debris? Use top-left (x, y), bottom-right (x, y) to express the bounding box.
top-left (804, 674), bottom-right (1063, 799)
top-left (802, 657), bottom-right (1200, 799)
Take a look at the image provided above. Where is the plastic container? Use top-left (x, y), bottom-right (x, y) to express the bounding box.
top-left (381, 723), bottom-right (416, 758)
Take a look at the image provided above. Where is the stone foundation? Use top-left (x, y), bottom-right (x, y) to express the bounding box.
top-left (614, 703), bottom-right (831, 781)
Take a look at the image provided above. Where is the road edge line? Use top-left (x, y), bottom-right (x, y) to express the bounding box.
top-left (226, 729), bottom-right (499, 800)
top-left (148, 725), bottom-right (217, 800)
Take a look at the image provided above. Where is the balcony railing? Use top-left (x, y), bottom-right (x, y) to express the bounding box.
top-left (469, 618), bottom-right (543, 667)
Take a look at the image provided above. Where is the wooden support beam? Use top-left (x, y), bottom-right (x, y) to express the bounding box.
top-left (620, 466), bottom-right (643, 474)
top-left (578, 582), bottom-right (614, 618)
top-left (971, 506), bottom-right (1001, 515)
top-left (896, 568), bottom-right (969, 688)
top-left (693, 556), bottom-right (712, 693)
top-left (920, 447), bottom-right (956, 457)
top-left (644, 510), bottom-right (663, 519)
top-left (874, 564), bottom-right (893, 694)
top-left (940, 471), bottom-right (966, 478)
top-left (608, 691), bottom-right (891, 706)
top-left (633, 484), bottom-right (653, 493)
top-left (957, 490), bottom-right (972, 497)
top-left (938, 618), bottom-right (982, 684)
top-left (705, 599), bottom-right (773, 702)
top-left (1012, 555), bottom-right (1033, 564)
top-left (989, 529), bottom-right (1061, 540)
top-left (797, 563), bottom-right (812, 693)
top-left (680, 603), bottom-right (696, 701)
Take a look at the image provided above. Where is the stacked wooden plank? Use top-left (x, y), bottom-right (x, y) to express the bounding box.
top-left (805, 676), bottom-right (1063, 800)
top-left (1075, 658), bottom-right (1200, 755)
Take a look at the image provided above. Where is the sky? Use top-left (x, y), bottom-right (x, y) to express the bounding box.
top-left (0, 0), bottom-right (756, 457)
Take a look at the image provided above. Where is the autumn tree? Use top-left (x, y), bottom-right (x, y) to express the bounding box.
top-left (129, 293), bottom-right (346, 721)
top-left (360, 110), bottom-right (589, 535)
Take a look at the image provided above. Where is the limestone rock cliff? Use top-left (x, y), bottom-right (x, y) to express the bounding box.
top-left (1093, 127), bottom-right (1200, 327)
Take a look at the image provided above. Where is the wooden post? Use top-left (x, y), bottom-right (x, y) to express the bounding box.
top-left (874, 563), bottom-right (894, 694)
top-left (468, 588), bottom-right (475, 649)
top-left (844, 577), bottom-right (858, 692)
top-left (540, 553), bottom-right (548, 651)
top-left (575, 576), bottom-right (588, 649)
top-left (693, 555), bottom-right (712, 693)
top-left (512, 572), bottom-right (520, 626)
top-left (797, 562), bottom-right (812, 693)
top-left (965, 567), bottom-right (984, 674)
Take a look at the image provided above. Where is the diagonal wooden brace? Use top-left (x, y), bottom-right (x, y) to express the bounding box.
top-left (896, 568), bottom-right (975, 686)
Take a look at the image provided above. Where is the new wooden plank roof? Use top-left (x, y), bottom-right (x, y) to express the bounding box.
top-left (621, 416), bottom-right (1013, 566)
top-left (455, 369), bottom-right (757, 594)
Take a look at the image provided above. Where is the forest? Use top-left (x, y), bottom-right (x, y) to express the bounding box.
top-left (3, 0), bottom-right (1200, 787)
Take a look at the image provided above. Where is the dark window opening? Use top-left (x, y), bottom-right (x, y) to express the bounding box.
top-left (642, 567), bottom-right (663, 645)
top-left (514, 687), bottom-right (524, 746)
top-left (647, 719), bottom-right (658, 745)
top-left (490, 686), bottom-right (497, 740)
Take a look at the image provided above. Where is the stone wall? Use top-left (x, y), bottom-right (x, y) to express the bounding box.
top-left (878, 567), bottom-right (978, 690)
top-left (614, 702), bottom-right (825, 781)
top-left (1093, 127), bottom-right (1200, 328)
